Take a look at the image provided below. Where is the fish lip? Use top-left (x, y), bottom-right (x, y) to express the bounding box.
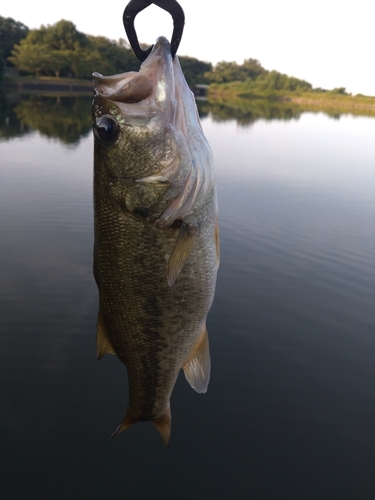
top-left (141, 36), bottom-right (172, 66)
top-left (92, 71), bottom-right (153, 104)
top-left (92, 36), bottom-right (173, 107)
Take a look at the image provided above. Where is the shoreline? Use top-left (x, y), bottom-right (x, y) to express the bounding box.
top-left (281, 95), bottom-right (375, 113)
top-left (207, 88), bottom-right (375, 116)
top-left (3, 78), bottom-right (375, 116)
top-left (1, 78), bottom-right (92, 94)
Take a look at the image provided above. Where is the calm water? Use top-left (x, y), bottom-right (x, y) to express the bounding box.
top-left (1, 94), bottom-right (374, 499)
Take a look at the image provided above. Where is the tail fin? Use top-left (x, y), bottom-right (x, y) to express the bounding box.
top-left (151, 408), bottom-right (171, 447)
top-left (110, 412), bottom-right (136, 440)
top-left (111, 406), bottom-right (172, 447)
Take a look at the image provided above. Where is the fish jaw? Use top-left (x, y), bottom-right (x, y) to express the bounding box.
top-left (92, 37), bottom-right (175, 126)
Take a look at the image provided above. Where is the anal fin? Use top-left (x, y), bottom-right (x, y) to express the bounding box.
top-left (96, 311), bottom-right (115, 361)
top-left (167, 221), bottom-right (198, 287)
top-left (182, 326), bottom-right (211, 393)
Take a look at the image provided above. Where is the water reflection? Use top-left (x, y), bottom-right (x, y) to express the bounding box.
top-left (198, 97), bottom-right (303, 126)
top-left (1, 98), bottom-right (374, 498)
top-left (198, 95), bottom-right (374, 126)
top-left (0, 92), bottom-right (33, 140)
top-left (1, 91), bottom-right (373, 143)
top-left (0, 92), bottom-right (92, 144)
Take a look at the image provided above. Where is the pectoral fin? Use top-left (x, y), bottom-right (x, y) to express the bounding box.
top-left (182, 326), bottom-right (211, 393)
top-left (167, 221), bottom-right (198, 287)
top-left (96, 312), bottom-right (115, 361)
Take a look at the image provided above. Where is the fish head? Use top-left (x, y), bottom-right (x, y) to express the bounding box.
top-left (93, 37), bottom-right (177, 180)
top-left (92, 36), bottom-right (215, 225)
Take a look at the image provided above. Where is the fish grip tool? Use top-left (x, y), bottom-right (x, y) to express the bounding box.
top-left (123, 0), bottom-right (185, 61)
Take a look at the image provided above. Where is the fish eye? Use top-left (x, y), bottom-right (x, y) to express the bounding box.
top-left (96, 115), bottom-right (119, 144)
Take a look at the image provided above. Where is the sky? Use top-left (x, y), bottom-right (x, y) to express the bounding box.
top-left (2, 0), bottom-right (375, 96)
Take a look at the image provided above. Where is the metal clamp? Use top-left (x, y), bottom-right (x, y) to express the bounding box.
top-left (123, 0), bottom-right (185, 61)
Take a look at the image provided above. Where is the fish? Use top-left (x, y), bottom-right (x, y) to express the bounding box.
top-left (92, 36), bottom-right (219, 446)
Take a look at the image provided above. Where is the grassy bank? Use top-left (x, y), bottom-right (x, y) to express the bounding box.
top-left (279, 93), bottom-right (375, 115)
top-left (208, 84), bottom-right (375, 117)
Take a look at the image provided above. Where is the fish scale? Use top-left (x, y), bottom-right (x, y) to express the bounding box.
top-left (92, 37), bottom-right (219, 445)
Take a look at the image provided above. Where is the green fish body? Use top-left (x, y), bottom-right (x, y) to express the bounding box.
top-left (92, 37), bottom-right (219, 445)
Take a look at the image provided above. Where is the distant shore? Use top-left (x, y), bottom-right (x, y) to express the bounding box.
top-left (280, 94), bottom-right (375, 113)
top-left (3, 77), bottom-right (375, 117)
top-left (207, 87), bottom-right (375, 117)
top-left (1, 77), bottom-right (92, 94)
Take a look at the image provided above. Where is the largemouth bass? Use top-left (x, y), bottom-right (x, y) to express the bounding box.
top-left (92, 37), bottom-right (219, 446)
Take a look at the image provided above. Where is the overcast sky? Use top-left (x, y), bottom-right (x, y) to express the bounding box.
top-left (2, 0), bottom-right (375, 95)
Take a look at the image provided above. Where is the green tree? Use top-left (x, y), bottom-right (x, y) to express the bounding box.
top-left (8, 42), bottom-right (52, 76)
top-left (257, 71), bottom-right (312, 92)
top-left (20, 19), bottom-right (88, 51)
top-left (205, 59), bottom-right (267, 84)
top-left (178, 56), bottom-right (212, 87)
top-left (8, 20), bottom-right (94, 78)
top-left (9, 21), bottom-right (142, 79)
top-left (87, 36), bottom-right (140, 75)
top-left (42, 50), bottom-right (71, 78)
top-left (240, 58), bottom-right (267, 79)
top-left (205, 61), bottom-right (242, 83)
top-left (0, 16), bottom-right (29, 65)
top-left (330, 87), bottom-right (347, 95)
top-left (70, 49), bottom-right (106, 79)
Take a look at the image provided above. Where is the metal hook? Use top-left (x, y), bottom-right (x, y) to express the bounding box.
top-left (123, 0), bottom-right (185, 61)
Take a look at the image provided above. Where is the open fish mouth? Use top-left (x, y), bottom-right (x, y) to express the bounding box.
top-left (93, 37), bottom-right (173, 107)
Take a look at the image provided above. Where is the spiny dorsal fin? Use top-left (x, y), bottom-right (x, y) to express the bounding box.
top-left (182, 326), bottom-right (211, 393)
top-left (96, 312), bottom-right (115, 361)
top-left (167, 221), bottom-right (198, 287)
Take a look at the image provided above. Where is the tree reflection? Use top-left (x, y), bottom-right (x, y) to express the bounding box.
top-left (0, 91), bottom-right (32, 140)
top-left (0, 92), bottom-right (92, 144)
top-left (1, 91), bottom-right (355, 143)
top-left (14, 94), bottom-right (92, 144)
top-left (204, 96), bottom-right (303, 126)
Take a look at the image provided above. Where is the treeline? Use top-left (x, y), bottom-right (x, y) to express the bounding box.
top-left (204, 59), bottom-right (313, 94)
top-left (2, 17), bottom-right (140, 79)
top-left (0, 16), bottom-right (211, 87)
top-left (0, 16), bottom-right (29, 80)
top-left (2, 15), bottom-right (333, 94)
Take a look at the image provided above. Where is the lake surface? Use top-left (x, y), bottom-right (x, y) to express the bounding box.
top-left (1, 94), bottom-right (374, 499)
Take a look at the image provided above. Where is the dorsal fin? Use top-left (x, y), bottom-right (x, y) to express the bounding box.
top-left (182, 326), bottom-right (211, 393)
top-left (96, 311), bottom-right (116, 361)
top-left (167, 221), bottom-right (198, 287)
